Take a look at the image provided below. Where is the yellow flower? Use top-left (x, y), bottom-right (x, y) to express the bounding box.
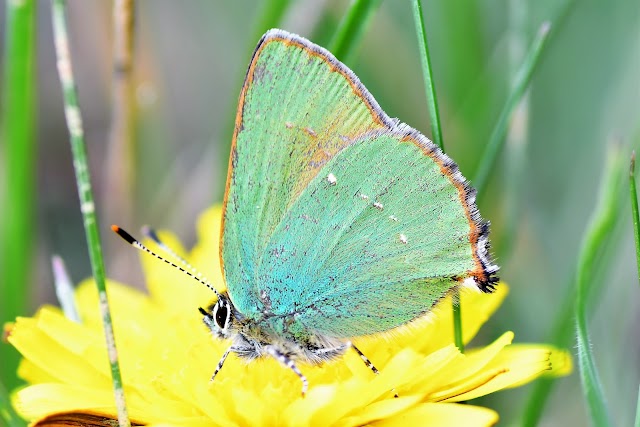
top-left (7, 206), bottom-right (571, 426)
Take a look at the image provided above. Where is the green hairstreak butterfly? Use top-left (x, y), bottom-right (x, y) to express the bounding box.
top-left (115, 29), bottom-right (498, 396)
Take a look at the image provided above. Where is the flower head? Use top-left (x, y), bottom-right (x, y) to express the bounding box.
top-left (7, 206), bottom-right (571, 426)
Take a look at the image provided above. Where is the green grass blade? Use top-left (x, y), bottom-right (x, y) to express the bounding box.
top-left (411, 0), bottom-right (444, 152)
top-left (410, 0), bottom-right (467, 352)
top-left (51, 1), bottom-right (130, 426)
top-left (630, 151), bottom-right (640, 280)
top-left (0, 379), bottom-right (25, 427)
top-left (473, 21), bottom-right (551, 196)
top-left (329, 0), bottom-right (382, 64)
top-left (573, 145), bottom-right (624, 427)
top-left (0, 0), bottom-right (36, 392)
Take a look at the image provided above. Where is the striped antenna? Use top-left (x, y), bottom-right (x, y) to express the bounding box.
top-left (111, 225), bottom-right (221, 298)
top-left (141, 226), bottom-right (213, 287)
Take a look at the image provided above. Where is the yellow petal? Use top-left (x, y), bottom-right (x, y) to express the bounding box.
top-left (191, 205), bottom-right (226, 291)
top-left (439, 344), bottom-right (572, 402)
top-left (336, 395), bottom-right (423, 427)
top-left (371, 402), bottom-right (498, 427)
top-left (8, 315), bottom-right (111, 388)
top-left (141, 230), bottom-right (217, 315)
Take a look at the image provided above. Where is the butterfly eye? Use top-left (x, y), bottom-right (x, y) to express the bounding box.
top-left (212, 301), bottom-right (230, 329)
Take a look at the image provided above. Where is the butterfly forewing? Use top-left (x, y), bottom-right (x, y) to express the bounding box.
top-left (222, 30), bottom-right (387, 316)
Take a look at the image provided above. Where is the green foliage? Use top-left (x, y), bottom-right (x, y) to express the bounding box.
top-left (0, 0), bottom-right (36, 395)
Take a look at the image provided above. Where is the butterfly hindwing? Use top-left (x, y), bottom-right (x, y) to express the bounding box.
top-left (258, 131), bottom-right (487, 338)
top-left (221, 30), bottom-right (496, 337)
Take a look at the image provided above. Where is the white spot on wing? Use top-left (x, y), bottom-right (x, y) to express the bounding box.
top-left (373, 201), bottom-right (384, 210)
top-left (359, 193), bottom-right (369, 200)
top-left (389, 215), bottom-right (398, 222)
top-left (327, 173), bottom-right (337, 185)
top-left (285, 122), bottom-right (293, 129)
top-left (462, 277), bottom-right (481, 292)
top-left (399, 234), bottom-right (408, 244)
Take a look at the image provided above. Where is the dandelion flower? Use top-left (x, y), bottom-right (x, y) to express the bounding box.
top-left (7, 206), bottom-right (571, 426)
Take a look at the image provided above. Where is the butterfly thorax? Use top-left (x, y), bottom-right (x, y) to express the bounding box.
top-left (201, 292), bottom-right (348, 365)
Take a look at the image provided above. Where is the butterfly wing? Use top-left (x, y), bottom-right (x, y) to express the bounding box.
top-left (221, 30), bottom-right (386, 317)
top-left (221, 30), bottom-right (497, 337)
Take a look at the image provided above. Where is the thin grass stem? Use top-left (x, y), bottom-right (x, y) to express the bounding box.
top-left (0, 0), bottom-right (36, 391)
top-left (452, 300), bottom-right (464, 353)
top-left (473, 21), bottom-right (551, 196)
top-left (329, 0), bottom-right (382, 64)
top-left (50, 1), bottom-right (130, 426)
top-left (411, 0), bottom-right (444, 152)
top-left (410, 0), bottom-right (467, 352)
top-left (629, 151), bottom-right (640, 281)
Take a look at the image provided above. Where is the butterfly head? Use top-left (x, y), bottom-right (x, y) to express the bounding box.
top-left (200, 294), bottom-right (235, 339)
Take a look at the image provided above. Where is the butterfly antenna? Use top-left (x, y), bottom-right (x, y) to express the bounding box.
top-left (141, 225), bottom-right (212, 285)
top-left (111, 225), bottom-right (221, 298)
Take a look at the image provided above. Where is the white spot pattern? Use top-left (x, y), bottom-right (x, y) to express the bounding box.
top-left (327, 173), bottom-right (337, 185)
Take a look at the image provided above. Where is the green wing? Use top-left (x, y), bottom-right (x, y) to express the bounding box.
top-left (221, 30), bottom-right (497, 337)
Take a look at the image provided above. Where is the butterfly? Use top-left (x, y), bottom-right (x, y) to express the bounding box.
top-left (115, 28), bottom-right (498, 396)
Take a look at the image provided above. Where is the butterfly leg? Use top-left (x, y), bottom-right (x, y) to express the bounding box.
top-left (351, 343), bottom-right (379, 374)
top-left (210, 346), bottom-right (234, 383)
top-left (265, 345), bottom-right (308, 396)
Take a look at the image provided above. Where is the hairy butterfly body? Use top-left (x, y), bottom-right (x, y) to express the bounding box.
top-left (196, 29), bottom-right (499, 395)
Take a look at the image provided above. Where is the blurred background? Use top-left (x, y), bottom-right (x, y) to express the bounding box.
top-left (1, 0), bottom-right (639, 425)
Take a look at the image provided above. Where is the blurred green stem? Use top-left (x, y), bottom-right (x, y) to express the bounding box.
top-left (329, 0), bottom-right (382, 64)
top-left (522, 143), bottom-right (626, 427)
top-left (51, 1), bottom-right (130, 426)
top-left (452, 299), bottom-right (463, 353)
top-left (473, 21), bottom-right (551, 196)
top-left (629, 151), bottom-right (640, 281)
top-left (411, 0), bottom-right (444, 151)
top-left (250, 0), bottom-right (292, 48)
top-left (104, 0), bottom-right (135, 237)
top-left (521, 215), bottom-right (624, 426)
top-left (574, 145), bottom-right (624, 427)
top-left (0, 0), bottom-right (36, 392)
